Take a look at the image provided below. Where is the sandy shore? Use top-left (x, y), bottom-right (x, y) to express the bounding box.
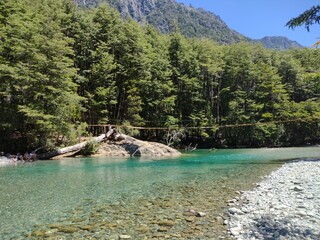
top-left (227, 159), bottom-right (320, 240)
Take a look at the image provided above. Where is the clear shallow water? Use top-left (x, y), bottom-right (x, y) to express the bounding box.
top-left (0, 147), bottom-right (320, 239)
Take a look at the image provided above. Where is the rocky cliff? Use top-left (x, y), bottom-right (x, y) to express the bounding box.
top-left (74, 0), bottom-right (304, 48)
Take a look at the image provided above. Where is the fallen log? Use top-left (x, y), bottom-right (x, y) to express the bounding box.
top-left (37, 134), bottom-right (106, 160)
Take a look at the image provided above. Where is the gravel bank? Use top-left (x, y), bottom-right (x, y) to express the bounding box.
top-left (228, 160), bottom-right (320, 240)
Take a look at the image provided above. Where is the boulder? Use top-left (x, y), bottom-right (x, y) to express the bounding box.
top-left (95, 135), bottom-right (181, 158)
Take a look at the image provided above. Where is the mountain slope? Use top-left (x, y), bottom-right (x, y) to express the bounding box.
top-left (254, 36), bottom-right (304, 50)
top-left (74, 0), bottom-right (304, 49)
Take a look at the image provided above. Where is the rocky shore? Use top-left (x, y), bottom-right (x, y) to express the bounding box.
top-left (228, 159), bottom-right (320, 240)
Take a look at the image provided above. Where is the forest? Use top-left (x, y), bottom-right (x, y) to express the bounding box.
top-left (0, 0), bottom-right (320, 152)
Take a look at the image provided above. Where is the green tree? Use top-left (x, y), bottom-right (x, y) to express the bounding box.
top-left (0, 0), bottom-right (83, 151)
top-left (168, 31), bottom-right (201, 123)
top-left (286, 5), bottom-right (320, 46)
top-left (140, 26), bottom-right (176, 130)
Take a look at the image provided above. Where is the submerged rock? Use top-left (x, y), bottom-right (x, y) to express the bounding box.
top-left (58, 226), bottom-right (79, 233)
top-left (119, 235), bottom-right (131, 239)
top-left (158, 220), bottom-right (175, 227)
top-left (196, 212), bottom-right (207, 217)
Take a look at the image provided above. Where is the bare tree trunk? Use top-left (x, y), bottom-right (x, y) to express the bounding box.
top-left (37, 134), bottom-right (106, 160)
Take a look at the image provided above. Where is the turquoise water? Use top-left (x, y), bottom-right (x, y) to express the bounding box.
top-left (0, 147), bottom-right (320, 239)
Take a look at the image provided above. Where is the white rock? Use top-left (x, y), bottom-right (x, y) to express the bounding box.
top-left (230, 226), bottom-right (242, 236)
top-left (196, 212), bottom-right (207, 217)
top-left (297, 211), bottom-right (307, 216)
top-left (119, 235), bottom-right (131, 239)
top-left (228, 207), bottom-right (244, 215)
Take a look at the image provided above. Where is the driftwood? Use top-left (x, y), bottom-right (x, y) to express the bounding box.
top-left (37, 126), bottom-right (129, 160)
top-left (37, 134), bottom-right (107, 160)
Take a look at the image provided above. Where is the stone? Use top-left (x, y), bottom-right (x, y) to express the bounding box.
top-left (196, 212), bottom-right (207, 217)
top-left (152, 233), bottom-right (165, 238)
top-left (158, 220), bottom-right (175, 227)
top-left (185, 217), bottom-right (194, 222)
top-left (96, 137), bottom-right (181, 157)
top-left (136, 226), bottom-right (150, 233)
top-left (80, 225), bottom-right (96, 231)
top-left (72, 218), bottom-right (86, 223)
top-left (105, 223), bottom-right (118, 228)
top-left (58, 226), bottom-right (79, 233)
top-left (44, 229), bottom-right (58, 236)
top-left (170, 233), bottom-right (182, 238)
top-left (48, 223), bottom-right (65, 229)
top-left (158, 227), bottom-right (169, 232)
top-left (228, 207), bottom-right (244, 215)
top-left (297, 211), bottom-right (307, 216)
top-left (31, 230), bottom-right (46, 237)
top-left (230, 226), bottom-right (242, 236)
top-left (119, 235), bottom-right (131, 239)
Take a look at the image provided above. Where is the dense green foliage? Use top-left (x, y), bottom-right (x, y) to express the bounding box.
top-left (0, 0), bottom-right (319, 152)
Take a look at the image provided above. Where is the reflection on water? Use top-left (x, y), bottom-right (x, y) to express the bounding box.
top-left (0, 147), bottom-right (319, 239)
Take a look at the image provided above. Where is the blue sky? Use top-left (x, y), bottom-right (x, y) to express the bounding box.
top-left (176, 0), bottom-right (320, 47)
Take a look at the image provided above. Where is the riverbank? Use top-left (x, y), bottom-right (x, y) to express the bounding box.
top-left (228, 159), bottom-right (320, 240)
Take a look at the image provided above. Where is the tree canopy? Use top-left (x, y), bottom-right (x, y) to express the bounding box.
top-left (0, 0), bottom-right (319, 152)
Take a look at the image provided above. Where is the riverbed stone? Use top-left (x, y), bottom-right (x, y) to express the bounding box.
top-left (119, 235), bottom-right (131, 239)
top-left (158, 220), bottom-right (175, 227)
top-left (31, 230), bottom-right (46, 237)
top-left (228, 161), bottom-right (320, 240)
top-left (136, 226), bottom-right (150, 233)
top-left (48, 223), bottom-right (65, 229)
top-left (58, 226), bottom-right (79, 233)
top-left (80, 224), bottom-right (96, 231)
top-left (228, 207), bottom-right (244, 215)
top-left (196, 212), bottom-right (207, 217)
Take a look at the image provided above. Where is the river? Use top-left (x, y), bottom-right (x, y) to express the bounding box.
top-left (0, 147), bottom-right (319, 239)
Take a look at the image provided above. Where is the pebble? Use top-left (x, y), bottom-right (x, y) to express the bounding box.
top-left (158, 220), bottom-right (175, 227)
top-left (228, 208), bottom-right (244, 215)
top-left (119, 235), bottom-right (131, 239)
top-left (196, 212), bottom-right (207, 217)
top-left (230, 226), bottom-right (242, 236)
top-left (228, 160), bottom-right (320, 240)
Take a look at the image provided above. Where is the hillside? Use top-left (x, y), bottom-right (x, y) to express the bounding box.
top-left (1, 0), bottom-right (319, 153)
top-left (74, 0), bottom-right (304, 49)
top-left (253, 36), bottom-right (303, 50)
